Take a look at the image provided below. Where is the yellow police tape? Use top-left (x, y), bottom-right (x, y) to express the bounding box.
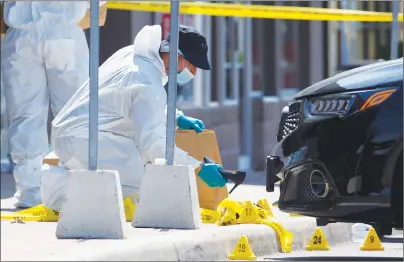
top-left (214, 198), bottom-right (293, 253)
top-left (0, 197), bottom-right (137, 223)
top-left (107, 1), bottom-right (403, 22)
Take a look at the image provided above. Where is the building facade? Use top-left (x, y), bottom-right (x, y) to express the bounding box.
top-left (88, 0), bottom-right (404, 171)
top-left (1, 1), bottom-right (402, 171)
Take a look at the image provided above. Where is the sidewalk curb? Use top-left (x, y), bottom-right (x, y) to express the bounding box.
top-left (88, 218), bottom-right (353, 261)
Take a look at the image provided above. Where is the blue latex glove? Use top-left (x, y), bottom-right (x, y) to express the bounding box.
top-left (177, 115), bottom-right (206, 133)
top-left (197, 163), bottom-right (227, 188)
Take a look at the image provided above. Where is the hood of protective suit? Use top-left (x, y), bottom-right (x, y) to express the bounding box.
top-left (52, 24), bottom-right (198, 184)
top-left (132, 25), bottom-right (167, 83)
top-left (51, 24), bottom-right (200, 199)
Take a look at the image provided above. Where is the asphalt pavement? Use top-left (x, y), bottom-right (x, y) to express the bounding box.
top-left (0, 171), bottom-right (354, 261)
top-left (2, 170), bottom-right (394, 261)
top-left (261, 231), bottom-right (403, 261)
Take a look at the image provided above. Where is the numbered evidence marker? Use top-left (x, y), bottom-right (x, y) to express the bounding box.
top-left (228, 235), bottom-right (257, 261)
top-left (257, 198), bottom-right (274, 218)
top-left (306, 227), bottom-right (330, 251)
top-left (200, 208), bottom-right (220, 224)
top-left (360, 227), bottom-right (384, 251)
top-left (238, 201), bottom-right (262, 224)
top-left (218, 208), bottom-right (237, 226)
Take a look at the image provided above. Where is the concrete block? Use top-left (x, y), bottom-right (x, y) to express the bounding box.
top-left (40, 164), bottom-right (69, 211)
top-left (133, 163), bottom-right (201, 229)
top-left (56, 169), bottom-right (125, 239)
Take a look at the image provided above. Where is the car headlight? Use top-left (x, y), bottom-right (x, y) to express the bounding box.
top-left (308, 88), bottom-right (397, 117)
top-left (309, 95), bottom-right (356, 116)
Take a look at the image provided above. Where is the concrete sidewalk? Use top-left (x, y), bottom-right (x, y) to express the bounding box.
top-left (1, 172), bottom-right (353, 261)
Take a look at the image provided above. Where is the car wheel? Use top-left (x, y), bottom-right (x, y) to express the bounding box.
top-left (391, 151), bottom-right (403, 229)
top-left (316, 218), bottom-right (329, 226)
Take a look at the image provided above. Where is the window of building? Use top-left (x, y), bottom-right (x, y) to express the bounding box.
top-left (336, 1), bottom-right (403, 65)
top-left (210, 12), bottom-right (243, 105)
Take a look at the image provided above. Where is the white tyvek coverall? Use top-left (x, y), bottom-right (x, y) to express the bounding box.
top-left (1, 1), bottom-right (90, 207)
top-left (42, 25), bottom-right (201, 210)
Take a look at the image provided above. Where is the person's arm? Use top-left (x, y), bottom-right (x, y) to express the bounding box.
top-left (164, 105), bottom-right (184, 129)
top-left (128, 82), bottom-right (226, 188)
top-left (129, 85), bottom-right (201, 169)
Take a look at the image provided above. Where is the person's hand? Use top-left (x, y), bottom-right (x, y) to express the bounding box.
top-left (177, 115), bottom-right (205, 133)
top-left (197, 163), bottom-right (227, 188)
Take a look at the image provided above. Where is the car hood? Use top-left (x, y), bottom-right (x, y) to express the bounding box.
top-left (294, 58), bottom-right (403, 99)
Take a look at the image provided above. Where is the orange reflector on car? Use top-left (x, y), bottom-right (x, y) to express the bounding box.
top-left (360, 89), bottom-right (396, 111)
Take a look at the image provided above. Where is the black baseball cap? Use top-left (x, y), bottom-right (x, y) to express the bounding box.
top-left (160, 25), bottom-right (211, 70)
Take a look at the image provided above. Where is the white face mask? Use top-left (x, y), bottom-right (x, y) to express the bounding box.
top-left (162, 57), bottom-right (195, 86)
top-left (177, 67), bottom-right (195, 86)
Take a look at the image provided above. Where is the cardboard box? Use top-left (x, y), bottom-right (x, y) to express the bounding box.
top-left (43, 130), bottom-right (229, 210)
top-left (78, 2), bottom-right (108, 30)
top-left (43, 151), bottom-right (60, 166)
top-left (1, 3), bottom-right (6, 35)
top-left (175, 130), bottom-right (229, 210)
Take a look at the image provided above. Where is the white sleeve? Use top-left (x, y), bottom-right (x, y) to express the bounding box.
top-left (164, 106), bottom-right (184, 129)
top-left (129, 85), bottom-right (201, 169)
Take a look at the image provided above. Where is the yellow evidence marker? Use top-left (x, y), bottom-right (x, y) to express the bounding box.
top-left (218, 208), bottom-right (237, 226)
top-left (360, 228), bottom-right (384, 251)
top-left (257, 198), bottom-right (274, 218)
top-left (123, 196), bottom-right (137, 222)
top-left (238, 201), bottom-right (262, 224)
top-left (228, 235), bottom-right (257, 261)
top-left (200, 208), bottom-right (221, 224)
top-left (217, 198), bottom-right (244, 216)
top-left (306, 227), bottom-right (330, 251)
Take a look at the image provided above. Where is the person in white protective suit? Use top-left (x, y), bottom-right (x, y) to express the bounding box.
top-left (1, 2), bottom-right (91, 208)
top-left (41, 24), bottom-right (228, 211)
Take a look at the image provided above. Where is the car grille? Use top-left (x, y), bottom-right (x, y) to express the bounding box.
top-left (277, 101), bottom-right (302, 141)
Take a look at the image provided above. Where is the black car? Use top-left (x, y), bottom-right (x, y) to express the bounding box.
top-left (266, 58), bottom-right (403, 236)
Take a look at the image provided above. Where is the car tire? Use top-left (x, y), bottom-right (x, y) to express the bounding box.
top-left (316, 218), bottom-right (329, 226)
top-left (391, 151), bottom-right (403, 229)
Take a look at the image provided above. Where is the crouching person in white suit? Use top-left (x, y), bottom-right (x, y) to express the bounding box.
top-left (41, 24), bottom-right (228, 211)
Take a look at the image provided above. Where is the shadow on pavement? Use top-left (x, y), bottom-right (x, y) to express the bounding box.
top-left (265, 257), bottom-right (403, 261)
top-left (1, 173), bottom-right (15, 200)
top-left (382, 236), bottom-right (404, 244)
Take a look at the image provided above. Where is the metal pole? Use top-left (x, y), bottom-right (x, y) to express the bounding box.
top-left (217, 17), bottom-right (226, 105)
top-left (230, 18), bottom-right (237, 100)
top-left (390, 0), bottom-right (400, 59)
top-left (241, 1), bottom-right (253, 170)
top-left (340, 0), bottom-right (349, 65)
top-left (88, 1), bottom-right (100, 170)
top-left (165, 0), bottom-right (180, 165)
